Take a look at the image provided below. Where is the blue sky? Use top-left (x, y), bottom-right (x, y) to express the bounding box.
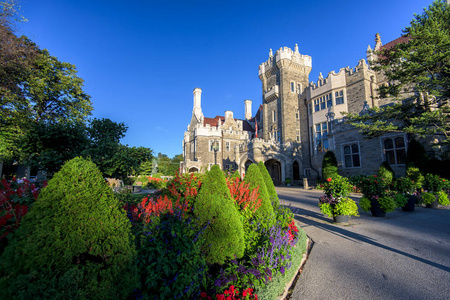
top-left (17, 0), bottom-right (432, 158)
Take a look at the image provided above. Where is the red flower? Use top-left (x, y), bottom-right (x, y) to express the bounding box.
top-left (242, 291), bottom-right (247, 297)
top-left (201, 292), bottom-right (207, 298)
top-left (327, 178), bottom-right (332, 182)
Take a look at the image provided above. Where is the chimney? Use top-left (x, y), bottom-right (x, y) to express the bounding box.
top-left (245, 100), bottom-right (252, 120)
top-left (225, 110), bottom-right (233, 122)
top-left (193, 88), bottom-right (203, 120)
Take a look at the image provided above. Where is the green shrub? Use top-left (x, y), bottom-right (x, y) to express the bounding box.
top-left (0, 157), bottom-right (137, 300)
top-left (424, 173), bottom-right (444, 192)
top-left (322, 151), bottom-right (338, 180)
top-left (257, 161), bottom-right (279, 207)
top-left (421, 192), bottom-right (436, 205)
top-left (244, 164), bottom-right (275, 222)
top-left (378, 196), bottom-right (396, 213)
top-left (231, 170), bottom-right (240, 180)
top-left (194, 165), bottom-right (244, 265)
top-left (378, 161), bottom-right (395, 185)
top-left (437, 191), bottom-right (449, 206)
top-left (393, 193), bottom-right (408, 207)
top-left (359, 197), bottom-right (371, 212)
top-left (406, 164), bottom-right (424, 188)
top-left (406, 139), bottom-right (428, 172)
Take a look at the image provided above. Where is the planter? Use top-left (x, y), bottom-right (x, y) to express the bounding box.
top-left (402, 195), bottom-right (416, 212)
top-left (333, 215), bottom-right (349, 224)
top-left (370, 200), bottom-right (386, 217)
top-left (426, 200), bottom-right (438, 209)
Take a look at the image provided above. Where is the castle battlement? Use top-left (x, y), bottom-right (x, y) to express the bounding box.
top-left (259, 44), bottom-right (312, 76)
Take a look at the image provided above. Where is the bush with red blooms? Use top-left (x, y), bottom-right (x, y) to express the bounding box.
top-left (226, 177), bottom-right (262, 213)
top-left (166, 172), bottom-right (202, 211)
top-left (200, 285), bottom-right (258, 300)
top-left (146, 176), bottom-right (168, 189)
top-left (0, 178), bottom-right (47, 243)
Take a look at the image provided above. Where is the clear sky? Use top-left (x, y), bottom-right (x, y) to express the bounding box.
top-left (17, 0), bottom-right (432, 158)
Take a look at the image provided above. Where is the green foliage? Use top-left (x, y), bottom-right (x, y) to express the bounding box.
top-left (321, 151), bottom-right (338, 180)
top-left (424, 173), bottom-right (445, 192)
top-left (0, 157), bottom-right (137, 299)
top-left (377, 161), bottom-right (395, 185)
top-left (378, 196), bottom-right (397, 213)
top-left (394, 193), bottom-right (408, 207)
top-left (333, 198), bottom-right (359, 217)
top-left (359, 197), bottom-right (372, 212)
top-left (138, 212), bottom-right (208, 299)
top-left (257, 161), bottom-right (279, 207)
top-left (319, 203), bottom-right (334, 218)
top-left (244, 164), bottom-right (275, 222)
top-left (421, 192), bottom-right (436, 205)
top-left (394, 177), bottom-right (416, 194)
top-left (344, 1), bottom-right (450, 144)
top-left (231, 170), bottom-right (240, 180)
top-left (406, 164), bottom-right (425, 188)
top-left (194, 165), bottom-right (244, 265)
top-left (358, 175), bottom-right (389, 198)
top-left (437, 191), bottom-right (449, 205)
top-left (323, 175), bottom-right (353, 198)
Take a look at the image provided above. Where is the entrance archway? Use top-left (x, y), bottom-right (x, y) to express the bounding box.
top-left (188, 167), bottom-right (199, 173)
top-left (293, 161), bottom-right (300, 181)
top-left (265, 159), bottom-right (282, 186)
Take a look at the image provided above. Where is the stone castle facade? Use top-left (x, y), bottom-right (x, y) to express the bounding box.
top-left (181, 35), bottom-right (411, 184)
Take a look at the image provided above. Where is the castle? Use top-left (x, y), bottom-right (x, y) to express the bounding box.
top-left (181, 34), bottom-right (410, 184)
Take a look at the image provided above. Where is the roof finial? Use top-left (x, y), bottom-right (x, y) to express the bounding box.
top-left (269, 48), bottom-right (273, 57)
top-left (294, 43), bottom-right (299, 53)
top-left (375, 33), bottom-right (382, 50)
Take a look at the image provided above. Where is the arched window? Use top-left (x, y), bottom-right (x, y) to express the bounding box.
top-left (293, 161), bottom-right (300, 180)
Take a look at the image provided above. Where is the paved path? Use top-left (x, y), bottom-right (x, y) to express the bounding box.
top-left (276, 187), bottom-right (450, 300)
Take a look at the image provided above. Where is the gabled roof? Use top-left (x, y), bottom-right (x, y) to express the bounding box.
top-left (204, 116), bottom-right (225, 127)
top-left (380, 35), bottom-right (410, 51)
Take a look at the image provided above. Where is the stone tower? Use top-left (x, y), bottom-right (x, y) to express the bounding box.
top-left (258, 44), bottom-right (312, 143)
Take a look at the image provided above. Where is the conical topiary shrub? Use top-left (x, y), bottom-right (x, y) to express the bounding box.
top-left (257, 161), bottom-right (279, 207)
top-left (0, 157), bottom-right (137, 300)
top-left (244, 164), bottom-right (274, 222)
top-left (322, 151), bottom-right (338, 180)
top-left (194, 165), bottom-right (245, 265)
top-left (378, 161), bottom-right (395, 184)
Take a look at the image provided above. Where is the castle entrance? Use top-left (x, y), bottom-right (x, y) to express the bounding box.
top-left (265, 159), bottom-right (282, 186)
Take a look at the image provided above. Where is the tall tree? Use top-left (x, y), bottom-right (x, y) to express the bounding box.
top-left (345, 0), bottom-right (450, 144)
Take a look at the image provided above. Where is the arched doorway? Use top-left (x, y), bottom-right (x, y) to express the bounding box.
top-left (188, 167), bottom-right (199, 173)
top-left (265, 159), bottom-right (282, 186)
top-left (293, 161), bottom-right (300, 181)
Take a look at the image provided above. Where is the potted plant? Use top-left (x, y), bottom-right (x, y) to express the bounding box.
top-left (358, 175), bottom-right (396, 217)
top-left (423, 174), bottom-right (448, 208)
top-left (318, 175), bottom-right (359, 224)
top-left (285, 178), bottom-right (292, 186)
top-left (394, 177), bottom-right (417, 211)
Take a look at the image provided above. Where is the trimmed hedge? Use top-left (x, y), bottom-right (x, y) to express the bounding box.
top-left (0, 157), bottom-right (137, 300)
top-left (258, 161), bottom-right (279, 207)
top-left (322, 151), bottom-right (338, 180)
top-left (244, 164), bottom-right (275, 222)
top-left (194, 165), bottom-right (245, 264)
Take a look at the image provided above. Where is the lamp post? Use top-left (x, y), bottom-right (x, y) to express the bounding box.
top-left (212, 140), bottom-right (219, 165)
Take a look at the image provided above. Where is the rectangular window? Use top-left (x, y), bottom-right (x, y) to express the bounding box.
top-left (209, 140), bottom-right (220, 152)
top-left (314, 99), bottom-right (320, 112)
top-left (291, 82), bottom-right (295, 92)
top-left (326, 93), bottom-right (333, 107)
top-left (315, 122), bottom-right (328, 153)
top-left (335, 90), bottom-right (344, 105)
top-left (320, 96), bottom-right (326, 110)
top-left (226, 141), bottom-right (230, 152)
top-left (295, 110), bottom-right (299, 120)
top-left (297, 83), bottom-right (301, 94)
top-left (296, 130), bottom-right (300, 142)
top-left (343, 143), bottom-right (361, 168)
top-left (308, 103), bottom-right (312, 115)
top-left (272, 110), bottom-right (276, 122)
top-left (383, 137), bottom-right (406, 165)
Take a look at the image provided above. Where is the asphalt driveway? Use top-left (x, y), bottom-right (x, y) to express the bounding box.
top-left (276, 187), bottom-right (450, 300)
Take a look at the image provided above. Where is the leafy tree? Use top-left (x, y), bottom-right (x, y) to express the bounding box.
top-left (0, 157), bottom-right (138, 299)
top-left (20, 121), bottom-right (89, 176)
top-left (345, 0), bottom-right (450, 144)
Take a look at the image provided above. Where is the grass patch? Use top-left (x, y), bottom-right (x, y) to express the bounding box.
top-left (255, 220), bottom-right (308, 300)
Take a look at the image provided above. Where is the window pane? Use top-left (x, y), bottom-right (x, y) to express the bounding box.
top-left (322, 122), bottom-right (327, 130)
top-left (345, 155), bottom-right (352, 168)
top-left (386, 150), bottom-right (395, 165)
top-left (323, 139), bottom-right (329, 150)
top-left (351, 143), bottom-right (359, 153)
top-left (316, 124), bottom-right (321, 131)
top-left (315, 104), bottom-right (320, 112)
top-left (317, 141), bottom-right (322, 152)
top-left (321, 102), bottom-right (326, 109)
top-left (396, 149), bottom-right (406, 164)
top-left (384, 139), bottom-right (394, 149)
top-left (395, 137), bottom-right (405, 148)
top-left (353, 154), bottom-right (361, 167)
top-left (344, 145), bottom-right (350, 154)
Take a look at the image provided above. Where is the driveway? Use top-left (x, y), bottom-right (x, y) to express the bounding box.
top-left (276, 187), bottom-right (450, 300)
